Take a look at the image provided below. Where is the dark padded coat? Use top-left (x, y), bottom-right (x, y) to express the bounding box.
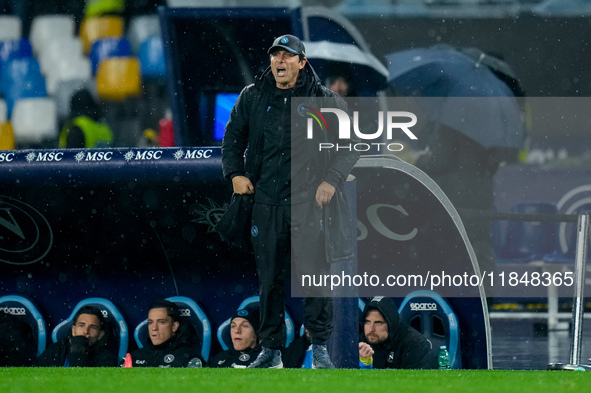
top-left (221, 62), bottom-right (359, 263)
top-left (209, 344), bottom-right (262, 368)
top-left (37, 335), bottom-right (118, 367)
top-left (128, 331), bottom-right (203, 368)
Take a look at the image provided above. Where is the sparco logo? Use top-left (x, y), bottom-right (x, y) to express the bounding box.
top-left (410, 302), bottom-right (437, 311)
top-left (301, 105), bottom-right (418, 152)
top-left (0, 195), bottom-right (53, 265)
top-left (1, 307), bottom-right (26, 316)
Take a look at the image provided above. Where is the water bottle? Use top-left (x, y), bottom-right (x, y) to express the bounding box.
top-left (187, 357), bottom-right (202, 368)
top-left (438, 345), bottom-right (451, 370)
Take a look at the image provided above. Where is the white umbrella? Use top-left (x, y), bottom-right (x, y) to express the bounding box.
top-left (303, 40), bottom-right (388, 94)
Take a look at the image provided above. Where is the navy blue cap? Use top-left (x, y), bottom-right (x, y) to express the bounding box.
top-left (267, 34), bottom-right (306, 56)
top-left (232, 305), bottom-right (260, 333)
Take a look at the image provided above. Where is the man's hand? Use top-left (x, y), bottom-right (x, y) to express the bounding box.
top-left (315, 181), bottom-right (335, 208)
top-left (359, 342), bottom-right (374, 358)
top-left (232, 176), bottom-right (254, 195)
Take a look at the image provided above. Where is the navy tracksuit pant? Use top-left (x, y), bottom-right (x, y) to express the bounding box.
top-left (251, 202), bottom-right (333, 349)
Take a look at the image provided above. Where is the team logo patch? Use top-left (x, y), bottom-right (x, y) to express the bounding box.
top-left (164, 354), bottom-right (175, 364)
top-left (251, 225), bottom-right (258, 237)
top-left (280, 37), bottom-right (289, 44)
top-left (239, 354), bottom-right (250, 362)
top-left (0, 195), bottom-right (53, 265)
top-left (387, 352), bottom-right (394, 363)
top-left (237, 309), bottom-right (249, 317)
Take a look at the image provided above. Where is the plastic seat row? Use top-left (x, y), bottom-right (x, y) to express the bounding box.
top-left (0, 14), bottom-right (166, 145)
top-left (493, 201), bottom-right (591, 264)
top-left (0, 97), bottom-right (57, 148)
top-left (1, 11), bottom-right (158, 50)
top-left (1, 34), bottom-right (165, 92)
top-left (2, 291), bottom-right (461, 368)
top-left (0, 294), bottom-right (295, 365)
top-left (0, 43), bottom-right (163, 147)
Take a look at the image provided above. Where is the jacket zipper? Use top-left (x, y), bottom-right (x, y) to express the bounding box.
top-left (272, 96), bottom-right (289, 204)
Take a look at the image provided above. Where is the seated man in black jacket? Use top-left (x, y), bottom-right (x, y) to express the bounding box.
top-left (359, 297), bottom-right (438, 370)
top-left (210, 305), bottom-right (262, 368)
top-left (124, 300), bottom-right (204, 368)
top-left (38, 305), bottom-right (117, 367)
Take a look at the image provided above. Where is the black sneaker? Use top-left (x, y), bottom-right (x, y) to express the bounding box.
top-left (247, 347), bottom-right (283, 369)
top-left (312, 344), bottom-right (335, 369)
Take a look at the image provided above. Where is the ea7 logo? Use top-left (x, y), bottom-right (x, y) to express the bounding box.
top-left (179, 309), bottom-right (191, 317)
top-left (304, 107), bottom-right (418, 141)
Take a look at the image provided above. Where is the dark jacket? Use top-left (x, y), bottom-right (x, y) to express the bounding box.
top-left (221, 62), bottom-right (359, 262)
top-left (0, 312), bottom-right (36, 366)
top-left (209, 344), bottom-right (262, 368)
top-left (128, 334), bottom-right (203, 368)
top-left (37, 335), bottom-right (118, 367)
top-left (360, 297), bottom-right (438, 370)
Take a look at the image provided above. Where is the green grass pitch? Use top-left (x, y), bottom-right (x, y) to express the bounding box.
top-left (1, 368), bottom-right (590, 393)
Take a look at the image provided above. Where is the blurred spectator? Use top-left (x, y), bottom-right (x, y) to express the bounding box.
top-left (60, 89), bottom-right (113, 148)
top-left (324, 63), bottom-right (355, 97)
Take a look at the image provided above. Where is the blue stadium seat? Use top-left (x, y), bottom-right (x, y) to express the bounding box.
top-left (89, 37), bottom-right (132, 75)
top-left (398, 290), bottom-right (461, 369)
top-left (0, 57), bottom-right (46, 117)
top-left (0, 39), bottom-right (32, 69)
top-left (0, 295), bottom-right (46, 357)
top-left (216, 295), bottom-right (295, 351)
top-left (544, 202), bottom-right (591, 264)
top-left (52, 298), bottom-right (128, 361)
top-left (496, 202), bottom-right (558, 263)
top-left (134, 296), bottom-right (211, 362)
top-left (0, 56), bottom-right (41, 91)
top-left (358, 298), bottom-right (366, 312)
top-left (137, 36), bottom-right (166, 81)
